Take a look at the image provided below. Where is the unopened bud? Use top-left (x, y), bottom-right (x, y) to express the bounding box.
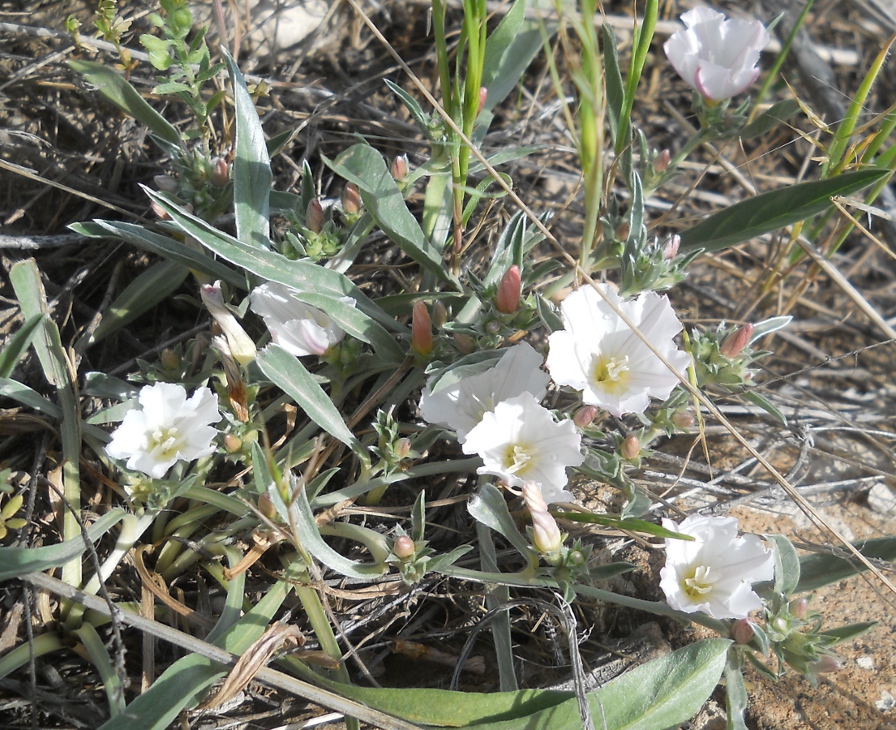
top-left (567, 549), bottom-right (585, 566)
top-left (200, 281), bottom-right (257, 366)
top-left (432, 300), bottom-right (448, 328)
top-left (454, 333), bottom-right (476, 354)
top-left (210, 157), bottom-right (229, 187)
top-left (671, 411), bottom-right (694, 429)
top-left (154, 174), bottom-right (179, 193)
top-left (411, 301), bottom-right (432, 356)
top-left (477, 87), bottom-right (488, 115)
top-left (306, 198), bottom-right (325, 234)
top-left (662, 234), bottom-right (680, 260)
top-left (485, 319), bottom-right (501, 335)
top-left (393, 535), bottom-right (416, 560)
top-left (615, 221), bottom-right (630, 241)
top-left (720, 323), bottom-right (754, 359)
top-left (810, 655), bottom-right (842, 675)
top-left (257, 493), bottom-right (278, 520)
top-left (790, 597), bottom-right (809, 620)
top-left (495, 265), bottom-right (521, 315)
top-left (223, 433), bottom-right (243, 454)
top-left (621, 434), bottom-right (640, 460)
top-left (395, 438), bottom-right (412, 460)
top-left (391, 155), bottom-right (409, 182)
top-left (343, 182), bottom-right (361, 215)
top-left (522, 482), bottom-right (564, 556)
top-left (573, 405), bottom-right (598, 428)
top-left (731, 618), bottom-right (755, 645)
top-left (160, 348), bottom-right (181, 371)
top-left (151, 199), bottom-right (171, 220)
top-left (653, 149), bottom-right (671, 174)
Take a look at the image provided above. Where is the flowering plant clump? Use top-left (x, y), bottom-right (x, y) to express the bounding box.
top-left (106, 382), bottom-right (221, 479)
top-left (664, 7), bottom-right (770, 102)
top-left (660, 514), bottom-right (774, 619)
top-left (250, 282), bottom-right (354, 357)
top-left (546, 284), bottom-right (691, 417)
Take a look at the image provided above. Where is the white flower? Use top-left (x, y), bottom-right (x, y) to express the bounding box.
top-left (200, 280), bottom-right (257, 366)
top-left (462, 393), bottom-right (583, 503)
top-left (249, 282), bottom-right (353, 357)
top-left (664, 7), bottom-right (770, 102)
top-left (660, 514), bottom-right (774, 619)
top-left (106, 383), bottom-right (220, 479)
top-left (546, 284), bottom-right (690, 417)
top-left (419, 342), bottom-right (550, 443)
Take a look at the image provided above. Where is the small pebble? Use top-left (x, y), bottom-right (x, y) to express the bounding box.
top-left (857, 656), bottom-right (874, 670)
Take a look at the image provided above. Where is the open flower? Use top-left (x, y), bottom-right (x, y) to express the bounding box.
top-left (419, 342), bottom-right (550, 443)
top-left (462, 393), bottom-right (583, 503)
top-left (664, 7), bottom-right (770, 101)
top-left (546, 284), bottom-right (690, 417)
top-left (106, 383), bottom-right (220, 479)
top-left (660, 514), bottom-right (774, 619)
top-left (250, 282), bottom-right (353, 357)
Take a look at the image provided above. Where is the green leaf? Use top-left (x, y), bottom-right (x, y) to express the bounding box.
top-left (678, 168), bottom-right (890, 252)
top-left (767, 533), bottom-right (801, 595)
top-left (819, 621), bottom-right (877, 644)
top-left (480, 0), bottom-right (544, 112)
top-left (557, 509), bottom-right (694, 540)
top-left (467, 482), bottom-right (535, 561)
top-left (255, 344), bottom-right (364, 457)
top-left (327, 144), bottom-right (456, 286)
top-left (0, 313), bottom-right (44, 378)
top-left (87, 260), bottom-right (189, 346)
top-left (796, 536), bottom-right (896, 592)
top-left (602, 24), bottom-right (624, 146)
top-left (153, 81), bottom-right (191, 95)
top-left (725, 658), bottom-right (749, 730)
top-left (0, 508), bottom-right (126, 581)
top-left (223, 49), bottom-right (272, 249)
top-left (740, 99), bottom-right (802, 139)
top-left (68, 60), bottom-right (182, 148)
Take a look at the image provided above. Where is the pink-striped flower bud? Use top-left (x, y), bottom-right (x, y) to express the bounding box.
top-left (257, 493), bottom-right (278, 520)
top-left (306, 198), bottom-right (325, 234)
top-left (478, 87), bottom-right (488, 116)
top-left (432, 300), bottom-right (448, 328)
top-left (393, 535), bottom-right (416, 559)
top-left (223, 433), bottom-right (243, 454)
top-left (210, 157), bottom-right (229, 187)
top-left (731, 618), bottom-right (755, 645)
top-left (662, 234), bottom-right (680, 260)
top-left (621, 434), bottom-right (641, 460)
top-left (790, 597), bottom-right (809, 620)
top-left (411, 301), bottom-right (432, 356)
top-left (654, 149), bottom-right (671, 174)
top-left (720, 323), bottom-right (754, 358)
top-left (810, 655), bottom-right (842, 675)
top-left (522, 482), bottom-right (564, 556)
top-left (573, 405), bottom-right (598, 429)
top-left (343, 182), bottom-right (361, 215)
top-left (671, 411), bottom-right (695, 429)
top-left (496, 265), bottom-right (521, 314)
top-left (391, 155), bottom-right (409, 182)
top-left (395, 438), bottom-right (412, 460)
top-left (454, 333), bottom-right (476, 354)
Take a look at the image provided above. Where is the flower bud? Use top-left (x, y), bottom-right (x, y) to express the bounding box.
top-left (720, 323), bottom-right (754, 358)
top-left (567, 549), bottom-right (585, 566)
top-left (573, 405), bottom-right (598, 429)
top-left (485, 319), bottom-right (501, 335)
top-left (210, 157), bottom-right (229, 187)
top-left (522, 482), bottom-right (564, 556)
top-left (615, 221), bottom-right (630, 241)
top-left (154, 174), bottom-right (179, 193)
top-left (653, 149), bottom-right (671, 174)
top-left (395, 438), bottom-right (412, 460)
top-left (393, 535), bottom-right (416, 560)
top-left (810, 655), bottom-right (842, 675)
top-left (621, 434), bottom-right (640, 460)
top-left (731, 618), bottom-right (755, 645)
top-left (432, 300), bottom-right (448, 328)
top-left (343, 182), bottom-right (361, 215)
top-left (411, 301), bottom-right (432, 356)
top-left (160, 348), bottom-right (181, 371)
top-left (662, 234), bottom-right (680, 260)
top-left (671, 410), bottom-right (694, 429)
top-left (477, 87), bottom-right (488, 116)
top-left (790, 597), bottom-right (809, 620)
top-left (257, 493), bottom-right (278, 520)
top-left (200, 281), bottom-right (257, 366)
top-left (391, 155), bottom-right (408, 182)
top-left (454, 333), bottom-right (476, 354)
top-left (306, 198), bottom-right (325, 234)
top-left (151, 199), bottom-right (171, 220)
top-left (495, 265), bottom-right (521, 315)
top-left (223, 433), bottom-right (243, 453)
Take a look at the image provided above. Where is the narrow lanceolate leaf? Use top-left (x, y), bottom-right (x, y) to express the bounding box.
top-left (256, 344), bottom-right (363, 456)
top-left (679, 168), bottom-right (890, 252)
top-left (796, 536), bottom-right (896, 592)
top-left (223, 49), bottom-right (272, 249)
top-left (327, 144), bottom-right (457, 286)
top-left (480, 0), bottom-right (543, 112)
top-left (68, 60), bottom-right (182, 148)
top-left (0, 508), bottom-right (125, 581)
top-left (0, 313), bottom-right (43, 378)
top-left (468, 482), bottom-right (535, 560)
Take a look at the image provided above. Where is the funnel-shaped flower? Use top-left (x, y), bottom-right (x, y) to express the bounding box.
top-left (462, 393), bottom-right (583, 503)
top-left (660, 514), bottom-right (774, 619)
top-left (250, 282), bottom-right (353, 357)
top-left (106, 383), bottom-right (220, 479)
top-left (664, 7), bottom-right (770, 101)
top-left (546, 284), bottom-right (690, 417)
top-left (420, 342), bottom-right (550, 443)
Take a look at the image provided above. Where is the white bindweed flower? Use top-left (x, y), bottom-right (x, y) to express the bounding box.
top-left (462, 393), bottom-right (583, 503)
top-left (419, 342), bottom-right (550, 443)
top-left (249, 282), bottom-right (353, 357)
top-left (660, 514), bottom-right (774, 619)
top-left (106, 383), bottom-right (221, 479)
top-left (664, 7), bottom-right (770, 102)
top-left (200, 280), bottom-right (257, 366)
top-left (546, 284), bottom-right (691, 417)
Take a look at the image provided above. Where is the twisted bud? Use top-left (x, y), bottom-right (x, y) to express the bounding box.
top-left (522, 482), bottom-right (564, 559)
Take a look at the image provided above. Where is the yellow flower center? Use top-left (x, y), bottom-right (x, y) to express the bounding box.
top-left (683, 564), bottom-right (716, 599)
top-left (150, 426), bottom-right (182, 462)
top-left (592, 354), bottom-right (630, 394)
top-left (503, 443), bottom-right (533, 477)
